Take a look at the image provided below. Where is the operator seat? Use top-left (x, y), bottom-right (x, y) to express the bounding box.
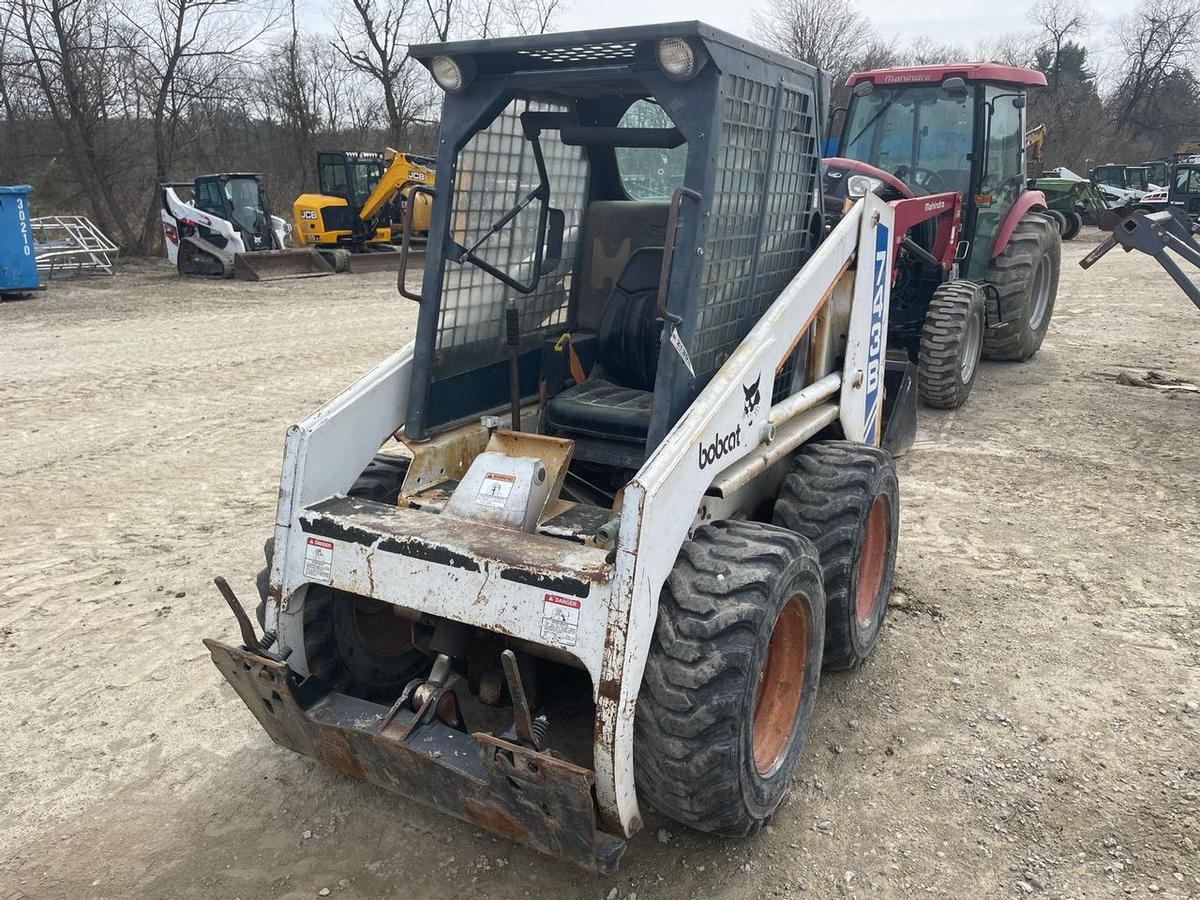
top-left (545, 247), bottom-right (663, 443)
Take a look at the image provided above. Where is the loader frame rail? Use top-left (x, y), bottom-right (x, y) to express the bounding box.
top-left (1080, 209), bottom-right (1200, 310)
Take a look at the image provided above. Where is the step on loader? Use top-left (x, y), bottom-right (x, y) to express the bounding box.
top-left (823, 64), bottom-right (1063, 410)
top-left (161, 174), bottom-right (342, 280)
top-left (206, 23), bottom-right (927, 872)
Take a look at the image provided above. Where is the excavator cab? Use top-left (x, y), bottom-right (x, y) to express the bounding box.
top-left (294, 150), bottom-right (436, 251)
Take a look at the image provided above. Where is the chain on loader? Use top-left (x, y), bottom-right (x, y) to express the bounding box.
top-left (204, 22), bottom-right (943, 872)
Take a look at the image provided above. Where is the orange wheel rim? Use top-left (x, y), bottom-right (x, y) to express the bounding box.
top-left (752, 596), bottom-right (810, 774)
top-left (855, 495), bottom-right (890, 629)
top-left (352, 596), bottom-right (413, 656)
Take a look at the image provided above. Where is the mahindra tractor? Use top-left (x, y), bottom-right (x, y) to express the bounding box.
top-left (824, 64), bottom-right (1061, 408)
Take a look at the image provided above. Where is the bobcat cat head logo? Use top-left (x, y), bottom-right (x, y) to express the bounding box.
top-left (743, 375), bottom-right (761, 416)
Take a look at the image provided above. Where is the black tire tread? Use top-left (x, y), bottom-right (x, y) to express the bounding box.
top-left (772, 441), bottom-right (898, 670)
top-left (634, 520), bottom-right (823, 836)
top-left (983, 211), bottom-right (1061, 360)
top-left (918, 281), bottom-right (984, 409)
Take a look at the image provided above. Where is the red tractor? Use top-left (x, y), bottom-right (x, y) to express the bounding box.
top-left (823, 64), bottom-right (1060, 408)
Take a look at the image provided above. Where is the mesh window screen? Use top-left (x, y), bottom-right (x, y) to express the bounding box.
top-left (435, 99), bottom-right (589, 372)
top-left (691, 76), bottom-right (819, 385)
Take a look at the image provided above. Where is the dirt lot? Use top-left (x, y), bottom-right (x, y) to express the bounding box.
top-left (1, 234), bottom-right (1198, 900)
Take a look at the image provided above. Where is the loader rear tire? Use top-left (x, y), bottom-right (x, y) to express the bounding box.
top-left (772, 441), bottom-right (899, 671)
top-left (302, 452), bottom-right (425, 701)
top-left (1045, 209), bottom-right (1067, 235)
top-left (917, 281), bottom-right (985, 409)
top-left (982, 211), bottom-right (1060, 361)
top-left (634, 520), bottom-right (825, 836)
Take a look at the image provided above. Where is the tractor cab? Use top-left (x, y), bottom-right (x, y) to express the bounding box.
top-left (1143, 160), bottom-right (1169, 189)
top-left (825, 64), bottom-right (1046, 279)
top-left (1172, 160), bottom-right (1200, 219)
top-left (190, 173), bottom-right (280, 252)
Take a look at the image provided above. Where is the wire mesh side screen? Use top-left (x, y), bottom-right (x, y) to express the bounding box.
top-left (691, 75), bottom-right (820, 391)
top-left (434, 99), bottom-right (589, 376)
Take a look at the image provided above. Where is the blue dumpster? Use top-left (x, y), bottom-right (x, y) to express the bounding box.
top-left (0, 185), bottom-right (40, 292)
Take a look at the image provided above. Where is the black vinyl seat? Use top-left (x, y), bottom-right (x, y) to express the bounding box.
top-left (547, 248), bottom-right (663, 443)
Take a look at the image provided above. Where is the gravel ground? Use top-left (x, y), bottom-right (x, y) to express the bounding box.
top-left (1, 231), bottom-right (1198, 900)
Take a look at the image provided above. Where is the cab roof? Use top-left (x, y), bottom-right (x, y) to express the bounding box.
top-left (847, 64), bottom-right (1047, 88)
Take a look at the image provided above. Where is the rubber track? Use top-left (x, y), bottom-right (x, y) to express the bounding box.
top-left (633, 519), bottom-right (819, 835)
top-left (772, 441), bottom-right (895, 670)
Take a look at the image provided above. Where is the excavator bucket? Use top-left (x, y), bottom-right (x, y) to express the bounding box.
top-left (231, 249), bottom-right (334, 281)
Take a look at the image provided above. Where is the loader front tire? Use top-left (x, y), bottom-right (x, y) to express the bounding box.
top-left (772, 441), bottom-right (899, 671)
top-left (634, 520), bottom-right (825, 836)
top-left (917, 281), bottom-right (985, 409)
top-left (983, 211), bottom-right (1060, 360)
top-left (303, 453), bottom-right (426, 701)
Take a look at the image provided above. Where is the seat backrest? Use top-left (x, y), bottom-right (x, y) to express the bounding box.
top-left (576, 201), bottom-right (669, 331)
top-left (596, 247), bottom-right (663, 392)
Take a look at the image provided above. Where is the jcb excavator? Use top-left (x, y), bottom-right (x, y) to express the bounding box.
top-left (292, 149), bottom-right (435, 261)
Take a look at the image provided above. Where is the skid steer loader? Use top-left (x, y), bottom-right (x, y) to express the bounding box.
top-left (160, 174), bottom-right (340, 280)
top-left (205, 23), bottom-right (936, 872)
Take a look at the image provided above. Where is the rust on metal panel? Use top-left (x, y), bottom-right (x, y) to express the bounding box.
top-left (398, 421), bottom-right (491, 497)
top-left (204, 639), bottom-right (625, 873)
top-left (302, 497), bottom-right (611, 591)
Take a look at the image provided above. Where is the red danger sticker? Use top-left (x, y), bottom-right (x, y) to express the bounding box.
top-left (303, 536), bottom-right (334, 583)
top-left (541, 593), bottom-right (580, 646)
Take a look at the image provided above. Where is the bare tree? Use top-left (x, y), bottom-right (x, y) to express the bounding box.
top-left (120, 0), bottom-right (275, 248)
top-left (752, 0), bottom-right (874, 87)
top-left (1029, 0), bottom-right (1091, 88)
top-left (13, 0), bottom-right (141, 246)
top-left (1113, 0), bottom-right (1200, 130)
top-left (332, 0), bottom-right (425, 146)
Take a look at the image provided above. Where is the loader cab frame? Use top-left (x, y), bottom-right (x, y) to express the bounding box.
top-left (829, 66), bottom-right (1041, 279)
top-left (192, 173), bottom-right (278, 251)
top-left (406, 24), bottom-right (828, 459)
top-left (1172, 162), bottom-right (1200, 218)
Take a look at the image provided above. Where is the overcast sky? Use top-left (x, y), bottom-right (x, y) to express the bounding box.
top-left (556, 0), bottom-right (1138, 53)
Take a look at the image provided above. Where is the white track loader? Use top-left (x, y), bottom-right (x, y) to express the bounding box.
top-left (205, 23), bottom-right (952, 872)
top-left (160, 173), bottom-right (340, 280)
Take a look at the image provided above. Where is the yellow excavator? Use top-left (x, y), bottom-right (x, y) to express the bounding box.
top-left (292, 149), bottom-right (434, 255)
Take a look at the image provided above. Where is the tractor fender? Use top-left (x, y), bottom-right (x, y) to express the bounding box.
top-left (989, 190), bottom-right (1047, 259)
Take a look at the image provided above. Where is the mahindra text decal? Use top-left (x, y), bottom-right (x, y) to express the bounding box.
top-left (877, 72), bottom-right (941, 84)
top-left (698, 424), bottom-right (742, 471)
top-left (863, 222), bottom-right (890, 444)
top-left (923, 200), bottom-right (947, 213)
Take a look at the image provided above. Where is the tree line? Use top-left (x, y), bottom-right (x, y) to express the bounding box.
top-left (0, 0), bottom-right (562, 253)
top-left (754, 0), bottom-right (1200, 174)
top-left (3, 0), bottom-right (1196, 254)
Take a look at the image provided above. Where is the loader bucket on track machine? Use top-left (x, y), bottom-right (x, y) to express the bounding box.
top-left (231, 248), bottom-right (334, 281)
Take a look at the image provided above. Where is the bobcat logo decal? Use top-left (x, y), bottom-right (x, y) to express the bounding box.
top-left (743, 375), bottom-right (762, 417)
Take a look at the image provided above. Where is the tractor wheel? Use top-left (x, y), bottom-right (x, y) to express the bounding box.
top-left (298, 453), bottom-right (426, 700)
top-left (772, 441), bottom-right (899, 671)
top-left (1045, 209), bottom-right (1067, 235)
top-left (917, 280), bottom-right (985, 409)
top-left (634, 520), bottom-right (824, 836)
top-left (982, 211), bottom-right (1061, 361)
top-left (1062, 211), bottom-right (1083, 241)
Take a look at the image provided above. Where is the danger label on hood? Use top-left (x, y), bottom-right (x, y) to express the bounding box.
top-left (303, 536), bottom-right (334, 583)
top-left (541, 593), bottom-right (580, 647)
